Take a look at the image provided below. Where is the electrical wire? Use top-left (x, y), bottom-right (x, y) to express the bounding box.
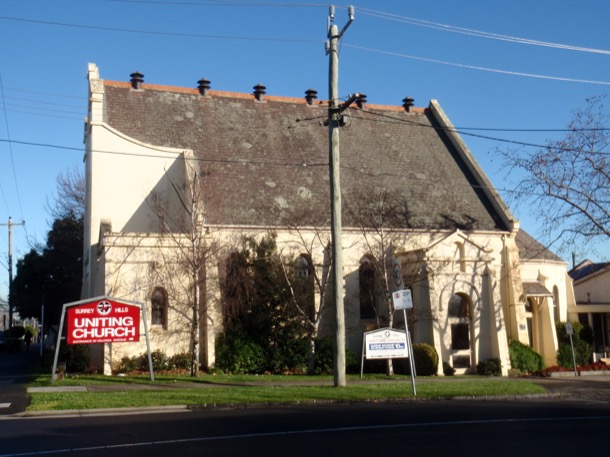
top-left (344, 43), bottom-right (610, 86)
top-left (358, 7), bottom-right (610, 56)
top-left (0, 74), bottom-right (25, 220)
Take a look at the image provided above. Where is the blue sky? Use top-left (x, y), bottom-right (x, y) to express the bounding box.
top-left (0, 0), bottom-right (609, 301)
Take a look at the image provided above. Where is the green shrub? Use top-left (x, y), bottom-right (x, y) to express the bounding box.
top-left (508, 339), bottom-right (544, 373)
top-left (267, 337), bottom-right (309, 374)
top-left (60, 344), bottom-right (90, 373)
top-left (168, 352), bottom-right (192, 370)
top-left (6, 325), bottom-right (25, 339)
top-left (312, 338), bottom-right (358, 375)
top-left (556, 321), bottom-right (593, 345)
top-left (443, 361), bottom-right (456, 376)
top-left (312, 338), bottom-right (334, 375)
top-left (476, 358), bottom-right (502, 376)
top-left (215, 332), bottom-right (267, 374)
top-left (118, 355), bottom-right (141, 373)
top-left (24, 325), bottom-right (37, 339)
top-left (147, 350), bottom-right (169, 371)
top-left (412, 343), bottom-right (439, 376)
top-left (557, 340), bottom-right (592, 368)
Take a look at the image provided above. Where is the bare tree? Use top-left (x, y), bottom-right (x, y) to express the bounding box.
top-left (147, 160), bottom-right (221, 376)
top-left (278, 207), bottom-right (333, 374)
top-left (345, 187), bottom-right (415, 375)
top-left (47, 166), bottom-right (85, 219)
top-left (345, 186), bottom-right (453, 375)
top-left (501, 95), bottom-right (610, 254)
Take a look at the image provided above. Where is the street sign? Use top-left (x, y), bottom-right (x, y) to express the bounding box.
top-left (392, 289), bottom-right (413, 310)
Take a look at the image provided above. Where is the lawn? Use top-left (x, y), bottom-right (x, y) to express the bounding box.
top-left (27, 373), bottom-right (546, 411)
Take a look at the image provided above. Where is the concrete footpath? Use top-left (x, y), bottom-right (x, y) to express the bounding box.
top-left (0, 342), bottom-right (43, 415)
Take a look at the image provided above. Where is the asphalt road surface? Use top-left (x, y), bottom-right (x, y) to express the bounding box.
top-left (2, 398), bottom-right (610, 457)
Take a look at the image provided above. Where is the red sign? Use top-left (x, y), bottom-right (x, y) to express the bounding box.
top-left (67, 299), bottom-right (140, 344)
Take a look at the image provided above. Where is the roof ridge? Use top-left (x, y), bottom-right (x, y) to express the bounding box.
top-left (102, 80), bottom-right (425, 112)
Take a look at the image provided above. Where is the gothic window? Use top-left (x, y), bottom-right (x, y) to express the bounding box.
top-left (295, 254), bottom-right (315, 321)
top-left (223, 252), bottom-right (249, 326)
top-left (448, 293), bottom-right (470, 318)
top-left (359, 255), bottom-right (377, 319)
top-left (150, 286), bottom-right (168, 329)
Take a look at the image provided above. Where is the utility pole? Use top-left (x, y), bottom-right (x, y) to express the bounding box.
top-left (1, 217), bottom-right (25, 330)
top-left (326, 5), bottom-right (356, 387)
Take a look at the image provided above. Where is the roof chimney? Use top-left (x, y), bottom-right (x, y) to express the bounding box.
top-left (402, 97), bottom-right (415, 113)
top-left (305, 89), bottom-right (318, 105)
top-left (130, 71), bottom-right (144, 90)
top-left (197, 78), bottom-right (211, 96)
top-left (253, 84), bottom-right (266, 101)
top-left (356, 93), bottom-right (367, 109)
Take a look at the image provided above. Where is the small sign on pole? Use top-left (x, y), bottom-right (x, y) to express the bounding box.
top-left (565, 322), bottom-right (579, 376)
top-left (392, 289), bottom-right (413, 311)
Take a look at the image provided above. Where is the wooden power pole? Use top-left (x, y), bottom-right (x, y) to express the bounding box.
top-left (326, 5), bottom-right (356, 387)
top-left (1, 217), bottom-right (25, 330)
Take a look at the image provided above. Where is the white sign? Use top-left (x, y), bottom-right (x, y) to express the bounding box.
top-left (392, 289), bottom-right (413, 310)
top-left (364, 328), bottom-right (409, 359)
top-left (565, 322), bottom-right (573, 335)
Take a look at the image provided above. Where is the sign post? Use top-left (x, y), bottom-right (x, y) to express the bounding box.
top-left (52, 296), bottom-right (154, 384)
top-left (393, 289), bottom-right (416, 395)
top-left (565, 322), bottom-right (578, 377)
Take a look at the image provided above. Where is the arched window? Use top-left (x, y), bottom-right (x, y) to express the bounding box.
top-left (448, 293), bottom-right (471, 354)
top-left (448, 293), bottom-right (470, 318)
top-left (553, 286), bottom-right (560, 323)
top-left (359, 255), bottom-right (377, 319)
top-left (223, 252), bottom-right (250, 327)
top-left (150, 286), bottom-right (168, 329)
top-left (295, 254), bottom-right (315, 321)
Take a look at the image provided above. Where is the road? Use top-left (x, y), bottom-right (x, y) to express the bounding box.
top-left (2, 398), bottom-right (610, 457)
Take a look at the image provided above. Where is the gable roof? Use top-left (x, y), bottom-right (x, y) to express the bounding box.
top-left (100, 78), bottom-right (514, 232)
top-left (515, 229), bottom-right (565, 263)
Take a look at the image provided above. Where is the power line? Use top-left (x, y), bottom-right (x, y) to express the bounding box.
top-left (344, 43), bottom-right (610, 86)
top-left (0, 74), bottom-right (25, 220)
top-left (0, 15), bottom-right (321, 44)
top-left (358, 8), bottom-right (610, 56)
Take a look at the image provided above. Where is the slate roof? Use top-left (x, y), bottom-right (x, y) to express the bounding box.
top-left (103, 80), bottom-right (512, 232)
top-left (515, 229), bottom-right (564, 263)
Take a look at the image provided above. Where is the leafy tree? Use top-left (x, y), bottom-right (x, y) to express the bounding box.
top-left (501, 96), bottom-right (609, 254)
top-left (219, 233), bottom-right (309, 374)
top-left (13, 214), bottom-right (83, 324)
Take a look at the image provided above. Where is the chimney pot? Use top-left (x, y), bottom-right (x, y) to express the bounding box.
top-left (253, 84), bottom-right (266, 101)
top-left (198, 78), bottom-right (211, 96)
top-left (130, 71), bottom-right (144, 90)
top-left (357, 93), bottom-right (367, 109)
top-left (402, 97), bottom-right (415, 112)
top-left (305, 88), bottom-right (318, 105)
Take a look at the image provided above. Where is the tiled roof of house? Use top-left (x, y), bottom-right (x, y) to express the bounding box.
top-left (569, 260), bottom-right (610, 282)
top-left (102, 80), bottom-right (512, 231)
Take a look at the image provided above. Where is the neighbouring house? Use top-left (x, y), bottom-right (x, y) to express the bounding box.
top-left (81, 63), bottom-right (573, 375)
top-left (568, 260), bottom-right (610, 361)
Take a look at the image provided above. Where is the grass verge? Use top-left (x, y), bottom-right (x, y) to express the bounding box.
top-left (27, 374), bottom-right (545, 411)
